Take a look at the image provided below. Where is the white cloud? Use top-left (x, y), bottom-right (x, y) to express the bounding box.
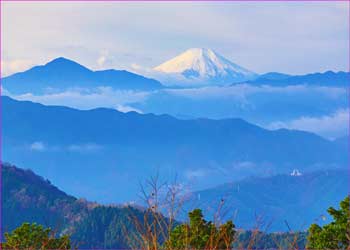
top-left (7, 83), bottom-right (345, 110)
top-left (116, 104), bottom-right (143, 113)
top-left (97, 55), bottom-right (107, 67)
top-left (29, 141), bottom-right (46, 152)
top-left (268, 109), bottom-right (349, 139)
top-left (129, 65), bottom-right (204, 87)
top-left (165, 84), bottom-right (346, 100)
top-left (185, 168), bottom-right (210, 179)
top-left (10, 87), bottom-right (149, 111)
top-left (130, 63), bottom-right (143, 71)
top-left (67, 143), bottom-right (102, 153)
top-left (96, 50), bottom-right (110, 68)
top-left (231, 161), bottom-right (257, 170)
top-left (6, 84), bottom-right (347, 139)
top-left (28, 141), bottom-right (103, 153)
top-left (1, 86), bottom-right (10, 96)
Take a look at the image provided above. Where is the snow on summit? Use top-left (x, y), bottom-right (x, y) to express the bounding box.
top-left (154, 48), bottom-right (257, 85)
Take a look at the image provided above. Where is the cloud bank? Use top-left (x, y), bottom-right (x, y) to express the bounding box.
top-left (28, 141), bottom-right (103, 153)
top-left (268, 109), bottom-right (349, 139)
top-left (10, 87), bottom-right (149, 112)
top-left (5, 84), bottom-right (348, 139)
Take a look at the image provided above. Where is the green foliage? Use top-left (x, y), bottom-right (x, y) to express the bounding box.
top-left (72, 206), bottom-right (137, 248)
top-left (165, 209), bottom-right (235, 250)
top-left (307, 196), bottom-right (350, 249)
top-left (2, 223), bottom-right (71, 250)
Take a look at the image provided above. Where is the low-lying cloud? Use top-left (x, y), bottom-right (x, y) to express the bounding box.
top-left (268, 109), bottom-right (349, 139)
top-left (28, 141), bottom-right (103, 153)
top-left (10, 87), bottom-right (149, 112)
top-left (67, 143), bottom-right (103, 153)
top-left (5, 84), bottom-right (348, 139)
top-left (1, 59), bottom-right (34, 76)
top-left (29, 141), bottom-right (47, 152)
top-left (165, 84), bottom-right (346, 100)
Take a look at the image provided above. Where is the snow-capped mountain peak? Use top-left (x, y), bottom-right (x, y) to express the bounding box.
top-left (153, 48), bottom-right (257, 85)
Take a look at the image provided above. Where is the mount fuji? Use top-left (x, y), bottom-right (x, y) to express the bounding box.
top-left (153, 48), bottom-right (258, 85)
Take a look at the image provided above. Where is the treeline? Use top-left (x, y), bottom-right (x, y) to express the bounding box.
top-left (2, 196), bottom-right (349, 249)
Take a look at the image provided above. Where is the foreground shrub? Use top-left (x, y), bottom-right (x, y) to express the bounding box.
top-left (2, 222), bottom-right (71, 250)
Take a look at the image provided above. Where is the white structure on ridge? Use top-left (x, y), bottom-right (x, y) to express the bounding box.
top-left (290, 169), bottom-right (302, 176)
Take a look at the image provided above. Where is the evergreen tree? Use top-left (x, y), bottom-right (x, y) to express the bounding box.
top-left (307, 196), bottom-right (350, 249)
top-left (165, 209), bottom-right (235, 250)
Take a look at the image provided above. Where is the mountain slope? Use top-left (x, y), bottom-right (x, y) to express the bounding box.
top-left (2, 57), bottom-right (163, 94)
top-left (190, 169), bottom-right (349, 232)
top-left (2, 162), bottom-right (144, 248)
top-left (2, 162), bottom-right (82, 232)
top-left (154, 48), bottom-right (257, 85)
top-left (2, 96), bottom-right (346, 202)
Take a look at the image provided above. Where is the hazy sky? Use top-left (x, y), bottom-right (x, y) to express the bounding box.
top-left (2, 2), bottom-right (349, 76)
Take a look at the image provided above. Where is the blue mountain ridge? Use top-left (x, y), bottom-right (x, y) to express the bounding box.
top-left (2, 96), bottom-right (347, 202)
top-left (189, 169), bottom-right (349, 232)
top-left (2, 57), bottom-right (163, 94)
top-left (240, 71), bottom-right (350, 87)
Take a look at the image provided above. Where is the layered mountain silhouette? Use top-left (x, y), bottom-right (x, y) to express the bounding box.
top-left (3, 54), bottom-right (348, 93)
top-left (244, 70), bottom-right (350, 87)
top-left (3, 96), bottom-right (347, 202)
top-left (2, 57), bottom-right (163, 94)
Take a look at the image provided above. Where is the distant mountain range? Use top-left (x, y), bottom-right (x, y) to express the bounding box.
top-left (153, 48), bottom-right (257, 85)
top-left (188, 169), bottom-right (349, 232)
top-left (148, 48), bottom-right (349, 87)
top-left (256, 72), bottom-right (291, 81)
top-left (2, 57), bottom-right (163, 94)
top-left (2, 54), bottom-right (348, 94)
top-left (3, 96), bottom-right (347, 202)
top-left (244, 70), bottom-right (350, 87)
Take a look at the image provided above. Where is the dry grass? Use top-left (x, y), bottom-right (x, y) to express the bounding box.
top-left (124, 174), bottom-right (189, 250)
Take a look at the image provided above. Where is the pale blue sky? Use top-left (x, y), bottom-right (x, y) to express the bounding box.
top-left (2, 1), bottom-right (349, 76)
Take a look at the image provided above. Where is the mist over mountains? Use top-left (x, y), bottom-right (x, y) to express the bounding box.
top-left (245, 70), bottom-right (350, 87)
top-left (2, 54), bottom-right (348, 139)
top-left (4, 51), bottom-right (348, 95)
top-left (3, 96), bottom-right (347, 203)
top-left (2, 49), bottom-right (349, 239)
top-left (3, 0), bottom-right (350, 245)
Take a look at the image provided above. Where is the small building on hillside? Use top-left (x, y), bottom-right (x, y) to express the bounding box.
top-left (290, 169), bottom-right (302, 176)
